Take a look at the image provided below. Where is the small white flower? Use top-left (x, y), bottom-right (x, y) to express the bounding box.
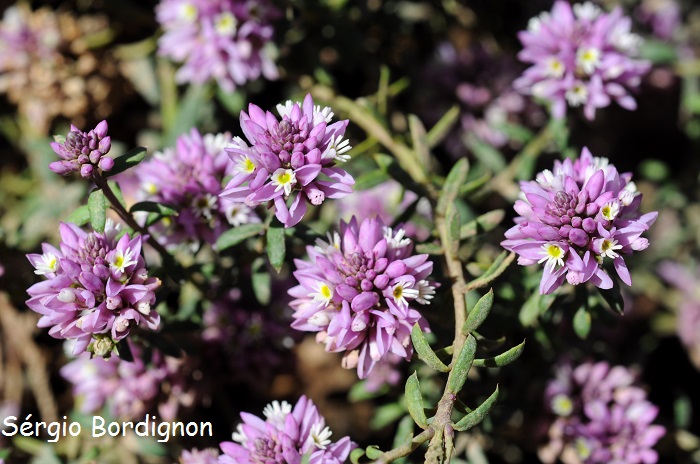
top-left (110, 247), bottom-right (138, 274)
top-left (34, 252), bottom-right (58, 275)
top-left (179, 2), bottom-right (198, 22)
top-left (551, 393), bottom-right (574, 417)
top-left (232, 424), bottom-right (248, 444)
top-left (276, 100), bottom-right (296, 119)
top-left (600, 201), bottom-right (620, 221)
top-left (310, 282), bottom-right (334, 307)
top-left (527, 12), bottom-right (550, 32)
top-left (565, 82), bottom-right (588, 107)
top-left (193, 193), bottom-right (218, 220)
top-left (415, 280), bottom-right (435, 305)
top-left (538, 243), bottom-right (566, 270)
top-left (322, 134), bottom-right (352, 162)
top-left (225, 204), bottom-right (253, 227)
top-left (536, 169), bottom-right (556, 188)
top-left (214, 12), bottom-right (237, 37)
top-left (136, 301), bottom-right (151, 315)
top-left (576, 47), bottom-right (601, 75)
top-left (544, 56), bottom-right (565, 79)
top-left (271, 168), bottom-right (297, 196)
top-left (383, 226), bottom-right (411, 250)
top-left (392, 281), bottom-right (419, 307)
top-left (598, 238), bottom-right (623, 259)
top-left (619, 181), bottom-right (638, 206)
top-left (573, 2), bottom-right (601, 20)
top-left (313, 105), bottom-right (335, 125)
top-left (263, 400), bottom-right (292, 428)
top-left (309, 423), bottom-right (333, 450)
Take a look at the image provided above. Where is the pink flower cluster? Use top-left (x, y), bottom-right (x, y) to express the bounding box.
top-left (26, 221), bottom-right (160, 355)
top-left (515, 1), bottom-right (650, 120)
top-left (49, 120), bottom-right (113, 178)
top-left (502, 148), bottom-right (657, 294)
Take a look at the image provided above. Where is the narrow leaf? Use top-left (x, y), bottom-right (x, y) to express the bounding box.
top-left (354, 169), bottom-right (391, 190)
top-left (437, 158), bottom-right (469, 216)
top-left (415, 243), bottom-right (443, 255)
top-left (411, 323), bottom-right (450, 372)
top-left (350, 448), bottom-right (365, 464)
top-left (88, 189), bottom-right (107, 233)
top-left (460, 209), bottom-right (505, 239)
top-left (130, 201), bottom-right (179, 216)
top-left (216, 223), bottom-right (265, 251)
top-left (365, 446), bottom-right (382, 460)
top-left (448, 334), bottom-right (477, 394)
top-left (405, 371), bottom-right (428, 429)
top-left (463, 289), bottom-right (494, 335)
top-left (65, 204), bottom-right (90, 226)
top-left (426, 105), bottom-right (460, 148)
top-left (466, 251), bottom-right (515, 290)
top-left (251, 257), bottom-right (271, 305)
top-left (107, 147), bottom-right (147, 177)
top-left (267, 226), bottom-right (286, 272)
top-left (598, 284), bottom-right (624, 315)
top-left (473, 340), bottom-right (526, 368)
top-left (408, 114), bottom-right (431, 169)
top-left (445, 203), bottom-right (460, 255)
top-left (108, 180), bottom-right (127, 208)
top-left (452, 385), bottom-right (499, 432)
top-left (458, 172), bottom-right (490, 197)
top-left (573, 305), bottom-right (591, 339)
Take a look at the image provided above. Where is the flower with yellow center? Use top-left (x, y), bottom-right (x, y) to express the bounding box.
top-left (391, 281), bottom-right (419, 308)
top-left (310, 282), bottom-right (334, 307)
top-left (599, 238), bottom-right (623, 259)
top-left (271, 168), bottom-right (296, 196)
top-left (565, 82), bottom-right (588, 107)
top-left (110, 248), bottom-right (138, 274)
top-left (34, 252), bottom-right (58, 275)
top-left (545, 56), bottom-right (565, 78)
top-left (538, 243), bottom-right (566, 270)
top-left (214, 12), bottom-right (237, 37)
top-left (179, 2), bottom-right (198, 22)
top-left (551, 393), bottom-right (574, 417)
top-left (576, 47), bottom-right (601, 75)
top-left (600, 201), bottom-right (620, 221)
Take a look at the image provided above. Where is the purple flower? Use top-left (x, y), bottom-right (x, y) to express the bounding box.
top-left (221, 94), bottom-right (354, 227)
top-left (636, 0), bottom-right (681, 41)
top-left (515, 1), bottom-right (651, 120)
top-left (288, 216), bottom-right (435, 378)
top-left (26, 220), bottom-right (161, 355)
top-left (501, 147), bottom-right (657, 295)
top-left (49, 120), bottom-right (113, 178)
top-left (60, 341), bottom-right (187, 421)
top-left (181, 448), bottom-right (220, 464)
top-left (658, 261), bottom-right (700, 369)
top-left (135, 129), bottom-right (259, 247)
top-left (219, 395), bottom-right (355, 464)
top-left (156, 0), bottom-right (279, 92)
top-left (540, 361), bottom-right (665, 464)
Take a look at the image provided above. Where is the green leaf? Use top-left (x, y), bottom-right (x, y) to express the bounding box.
top-left (460, 209), bottom-right (505, 239)
top-left (426, 105), bottom-right (460, 148)
top-left (266, 226), bottom-right (286, 272)
top-left (107, 147), bottom-right (147, 177)
top-left (370, 403), bottom-right (404, 430)
top-left (448, 334), bottom-right (477, 394)
top-left (411, 323), bottom-right (450, 372)
top-left (437, 158), bottom-right (469, 216)
top-left (354, 170), bottom-right (391, 190)
top-left (350, 448), bottom-right (366, 464)
top-left (640, 39), bottom-right (678, 64)
top-left (415, 243), bottom-right (443, 255)
top-left (405, 371), bottom-right (429, 429)
top-left (216, 87), bottom-right (246, 115)
top-left (65, 204), bottom-right (90, 226)
top-left (130, 201), bottom-right (178, 216)
top-left (365, 446), bottom-right (383, 460)
top-left (88, 188), bottom-right (107, 232)
top-left (452, 385), bottom-right (499, 432)
top-left (458, 172), bottom-right (491, 197)
top-left (473, 340), bottom-right (526, 368)
top-left (463, 289), bottom-right (494, 335)
top-left (108, 180), bottom-right (127, 208)
top-left (519, 291), bottom-right (555, 327)
top-left (598, 284), bottom-right (625, 315)
top-left (466, 251), bottom-right (515, 290)
top-left (408, 114), bottom-right (431, 169)
top-left (216, 223), bottom-right (265, 251)
top-left (467, 136), bottom-right (505, 172)
top-left (573, 305), bottom-right (591, 339)
top-left (445, 203), bottom-right (461, 255)
top-left (251, 257), bottom-right (271, 305)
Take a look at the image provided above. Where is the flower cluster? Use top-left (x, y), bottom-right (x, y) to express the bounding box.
top-left (26, 221), bottom-right (160, 355)
top-left (658, 261), bottom-right (700, 369)
top-left (219, 396), bottom-right (355, 464)
top-left (501, 147), bottom-right (657, 294)
top-left (221, 94), bottom-right (354, 227)
top-left (156, 0), bottom-right (279, 92)
top-left (61, 341), bottom-right (191, 421)
top-left (0, 5), bottom-right (123, 133)
top-left (180, 448), bottom-right (220, 464)
top-left (288, 216), bottom-right (435, 378)
top-left (540, 361), bottom-right (665, 463)
top-left (49, 120), bottom-right (113, 178)
top-left (515, 1), bottom-right (651, 120)
top-left (135, 128), bottom-right (258, 247)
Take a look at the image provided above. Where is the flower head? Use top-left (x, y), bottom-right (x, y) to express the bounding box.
top-left (221, 94), bottom-right (354, 227)
top-left (540, 361), bottom-right (665, 463)
top-left (26, 221), bottom-right (161, 355)
top-left (135, 129), bottom-right (259, 247)
top-left (156, 0), bottom-right (279, 91)
top-left (219, 395), bottom-right (355, 464)
top-left (515, 1), bottom-right (651, 120)
top-left (288, 216), bottom-right (435, 378)
top-left (49, 120), bottom-right (113, 178)
top-left (502, 147), bottom-right (657, 295)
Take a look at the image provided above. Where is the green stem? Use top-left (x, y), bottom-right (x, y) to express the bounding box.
top-left (374, 428), bottom-right (435, 463)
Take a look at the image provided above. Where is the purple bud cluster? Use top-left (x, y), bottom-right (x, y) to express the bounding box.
top-left (540, 361), bottom-right (665, 463)
top-left (502, 147), bottom-right (657, 294)
top-left (49, 120), bottom-right (113, 178)
top-left (26, 221), bottom-right (160, 355)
